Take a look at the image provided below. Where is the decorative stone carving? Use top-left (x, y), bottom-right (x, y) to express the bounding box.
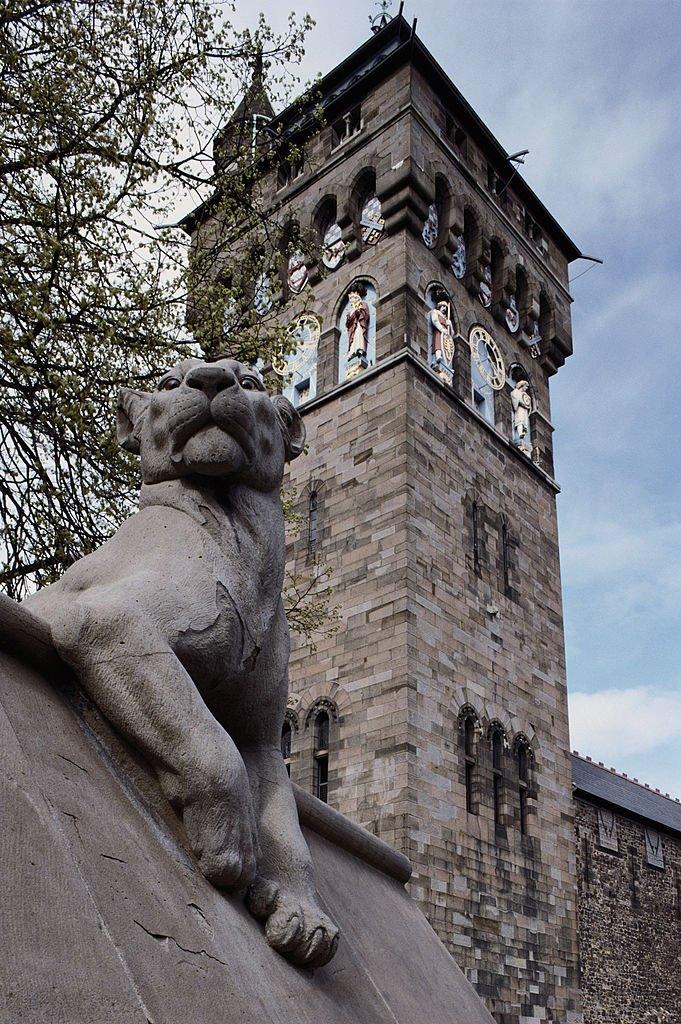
top-left (597, 807), bottom-right (618, 852)
top-left (360, 195), bottom-right (385, 246)
top-left (511, 380), bottom-right (532, 455)
top-left (430, 302), bottom-right (455, 364)
top-left (287, 251), bottom-right (308, 294)
top-left (505, 295), bottom-right (520, 333)
top-left (422, 203), bottom-right (439, 249)
top-left (322, 222), bottom-right (345, 270)
top-left (280, 313), bottom-right (321, 407)
top-left (645, 827), bottom-right (664, 868)
top-left (478, 264), bottom-right (492, 308)
top-left (344, 286), bottom-right (371, 380)
top-left (525, 322), bottom-right (542, 360)
top-left (428, 294), bottom-right (455, 384)
top-left (25, 357), bottom-right (339, 969)
top-left (451, 235), bottom-right (466, 280)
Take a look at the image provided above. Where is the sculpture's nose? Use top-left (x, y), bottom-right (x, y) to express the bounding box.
top-left (185, 364), bottom-right (236, 399)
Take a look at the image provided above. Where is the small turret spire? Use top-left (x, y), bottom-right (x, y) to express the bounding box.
top-left (213, 48), bottom-right (275, 171)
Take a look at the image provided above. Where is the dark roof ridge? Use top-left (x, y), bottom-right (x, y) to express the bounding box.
top-left (572, 750), bottom-right (680, 805)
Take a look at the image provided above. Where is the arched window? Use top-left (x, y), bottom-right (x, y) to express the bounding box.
top-left (315, 196), bottom-right (345, 272)
top-left (281, 313), bottom-right (320, 408)
top-left (308, 489), bottom-right (318, 556)
top-left (491, 727), bottom-right (505, 827)
top-left (353, 169), bottom-right (384, 248)
top-left (281, 721), bottom-right (292, 776)
top-left (422, 177), bottom-right (449, 250)
top-left (491, 240), bottom-right (505, 307)
top-left (338, 280), bottom-right (377, 383)
top-left (462, 207), bottom-right (478, 281)
top-left (313, 710), bottom-right (330, 803)
top-left (516, 740), bottom-right (532, 835)
top-left (461, 711), bottom-right (479, 814)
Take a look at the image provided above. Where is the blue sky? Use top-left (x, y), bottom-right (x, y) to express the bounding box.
top-left (242, 0), bottom-right (681, 796)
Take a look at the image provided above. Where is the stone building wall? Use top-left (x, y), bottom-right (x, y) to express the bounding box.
top-left (194, 20), bottom-right (585, 1022)
top-left (575, 795), bottom-right (681, 1024)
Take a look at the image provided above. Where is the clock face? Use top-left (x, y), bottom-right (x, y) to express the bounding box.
top-left (469, 326), bottom-right (506, 390)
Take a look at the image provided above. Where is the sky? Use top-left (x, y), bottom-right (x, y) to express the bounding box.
top-left (236, 0), bottom-right (681, 797)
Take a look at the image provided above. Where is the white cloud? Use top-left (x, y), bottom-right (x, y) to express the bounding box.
top-left (569, 686), bottom-right (681, 761)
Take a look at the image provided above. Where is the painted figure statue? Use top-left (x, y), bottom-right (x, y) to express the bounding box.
top-left (346, 288), bottom-right (370, 361)
top-left (25, 357), bottom-right (339, 969)
top-left (511, 380), bottom-right (532, 453)
top-left (430, 300), bottom-right (455, 366)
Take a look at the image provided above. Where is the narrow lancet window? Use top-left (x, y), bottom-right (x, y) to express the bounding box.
top-left (518, 743), bottom-right (530, 835)
top-left (308, 490), bottom-right (318, 556)
top-left (463, 715), bottom-right (477, 814)
top-left (281, 721), bottom-right (292, 777)
top-left (492, 729), bottom-right (504, 827)
top-left (313, 711), bottom-right (330, 803)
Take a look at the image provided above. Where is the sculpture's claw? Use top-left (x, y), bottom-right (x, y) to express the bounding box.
top-left (247, 876), bottom-right (339, 969)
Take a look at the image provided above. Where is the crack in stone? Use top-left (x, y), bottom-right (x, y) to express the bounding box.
top-left (61, 810), bottom-right (83, 843)
top-left (58, 754), bottom-right (89, 773)
top-left (101, 853), bottom-right (127, 864)
top-left (134, 920), bottom-right (228, 967)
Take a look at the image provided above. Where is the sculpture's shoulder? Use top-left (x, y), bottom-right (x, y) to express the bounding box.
top-left (28, 504), bottom-right (210, 609)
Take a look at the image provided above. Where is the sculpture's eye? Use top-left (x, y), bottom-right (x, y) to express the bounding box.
top-left (159, 378), bottom-right (181, 391)
top-left (240, 376), bottom-right (258, 391)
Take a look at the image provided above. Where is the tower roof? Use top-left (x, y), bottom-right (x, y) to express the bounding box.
top-left (272, 14), bottom-right (581, 263)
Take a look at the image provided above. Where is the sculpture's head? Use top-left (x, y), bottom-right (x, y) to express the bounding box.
top-left (117, 357), bottom-right (305, 492)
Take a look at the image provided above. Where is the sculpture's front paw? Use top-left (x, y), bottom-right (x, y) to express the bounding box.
top-left (183, 786), bottom-right (260, 891)
top-left (247, 877), bottom-right (339, 968)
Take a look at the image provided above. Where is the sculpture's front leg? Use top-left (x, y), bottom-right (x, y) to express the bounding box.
top-left (240, 741), bottom-right (339, 969)
top-left (32, 593), bottom-right (260, 889)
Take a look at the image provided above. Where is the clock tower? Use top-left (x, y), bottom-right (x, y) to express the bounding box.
top-left (192, 13), bottom-right (583, 1024)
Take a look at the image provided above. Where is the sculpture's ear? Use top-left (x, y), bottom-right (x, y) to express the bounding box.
top-left (117, 388), bottom-right (151, 455)
top-left (271, 395), bottom-right (306, 461)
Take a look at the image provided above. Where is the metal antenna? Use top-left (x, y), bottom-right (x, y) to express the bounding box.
top-left (370, 0), bottom-right (393, 33)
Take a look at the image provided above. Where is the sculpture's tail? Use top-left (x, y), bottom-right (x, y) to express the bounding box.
top-left (0, 592), bottom-right (65, 677)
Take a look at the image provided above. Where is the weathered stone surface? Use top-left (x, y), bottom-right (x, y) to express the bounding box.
top-left (0, 634), bottom-right (494, 1024)
top-left (24, 357), bottom-right (340, 969)
top-left (575, 786), bottom-right (681, 1023)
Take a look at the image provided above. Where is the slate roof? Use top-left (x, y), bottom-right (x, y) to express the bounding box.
top-left (572, 753), bottom-right (681, 837)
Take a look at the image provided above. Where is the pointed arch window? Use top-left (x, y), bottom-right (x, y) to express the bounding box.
top-left (281, 721), bottom-right (292, 776)
top-left (463, 208), bottom-right (479, 280)
top-left (308, 489), bottom-right (318, 556)
top-left (462, 712), bottom-right (478, 815)
top-left (517, 742), bottom-right (531, 835)
top-left (491, 728), bottom-right (505, 827)
top-left (313, 711), bottom-right (330, 803)
top-left (491, 240), bottom-right (505, 307)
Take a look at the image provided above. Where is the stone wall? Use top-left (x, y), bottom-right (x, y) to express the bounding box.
top-left (284, 351), bottom-right (581, 1023)
top-left (575, 795), bottom-right (681, 1024)
top-left (196, 31), bottom-right (584, 1023)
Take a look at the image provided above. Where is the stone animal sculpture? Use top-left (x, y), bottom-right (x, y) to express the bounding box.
top-left (25, 357), bottom-right (339, 969)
